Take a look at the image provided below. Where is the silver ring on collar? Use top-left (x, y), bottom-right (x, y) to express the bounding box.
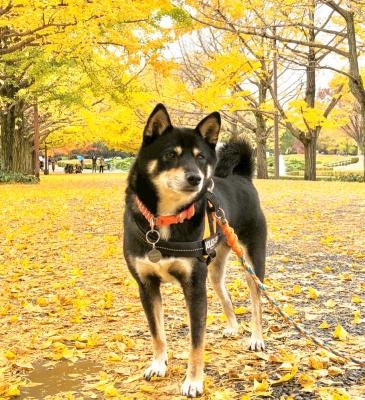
top-left (146, 229), bottom-right (160, 244)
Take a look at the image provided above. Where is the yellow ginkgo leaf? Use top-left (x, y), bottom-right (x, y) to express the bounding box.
top-left (319, 320), bottom-right (331, 329)
top-left (297, 373), bottom-right (316, 388)
top-left (104, 384), bottom-right (119, 397)
top-left (318, 387), bottom-right (350, 400)
top-left (253, 378), bottom-right (270, 392)
top-left (328, 366), bottom-right (343, 376)
top-left (282, 303), bottom-right (296, 317)
top-left (36, 297), bottom-right (48, 306)
top-left (352, 310), bottom-right (361, 324)
top-left (308, 356), bottom-right (328, 370)
top-left (333, 324), bottom-right (348, 341)
top-left (271, 365), bottom-right (298, 385)
top-left (234, 306), bottom-right (248, 315)
top-left (351, 295), bottom-right (363, 304)
top-left (5, 350), bottom-right (16, 360)
top-left (108, 352), bottom-right (122, 362)
top-left (292, 284), bottom-right (302, 295)
top-left (308, 287), bottom-right (319, 300)
top-left (326, 299), bottom-right (336, 308)
top-left (140, 384), bottom-right (155, 393)
top-left (5, 384), bottom-right (20, 397)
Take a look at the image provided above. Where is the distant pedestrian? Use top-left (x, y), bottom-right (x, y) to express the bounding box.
top-left (39, 155), bottom-right (44, 170)
top-left (51, 158), bottom-right (56, 172)
top-left (99, 157), bottom-right (105, 173)
top-left (92, 154), bottom-right (97, 173)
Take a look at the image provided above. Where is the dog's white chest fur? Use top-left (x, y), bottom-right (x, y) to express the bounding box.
top-left (135, 256), bottom-right (193, 283)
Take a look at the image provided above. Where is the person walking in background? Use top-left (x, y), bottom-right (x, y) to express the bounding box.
top-left (51, 158), bottom-right (56, 172)
top-left (99, 157), bottom-right (105, 173)
top-left (92, 154), bottom-right (97, 173)
top-left (39, 155), bottom-right (44, 170)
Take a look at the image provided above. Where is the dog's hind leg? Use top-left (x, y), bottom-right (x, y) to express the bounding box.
top-left (244, 238), bottom-right (266, 351)
top-left (179, 262), bottom-right (208, 398)
top-left (208, 243), bottom-right (239, 337)
top-left (138, 276), bottom-right (168, 380)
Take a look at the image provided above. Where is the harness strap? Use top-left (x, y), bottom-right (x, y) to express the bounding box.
top-left (133, 224), bottom-right (221, 259)
top-left (132, 188), bottom-right (223, 263)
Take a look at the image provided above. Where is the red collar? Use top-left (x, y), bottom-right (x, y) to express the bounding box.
top-left (135, 197), bottom-right (195, 227)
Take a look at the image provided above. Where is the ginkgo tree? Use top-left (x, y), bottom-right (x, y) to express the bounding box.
top-left (174, 29), bottom-right (274, 178)
top-left (179, 0), bottom-right (349, 180)
top-left (0, 0), bottom-right (175, 175)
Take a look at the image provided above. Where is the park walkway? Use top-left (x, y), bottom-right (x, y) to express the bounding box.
top-left (0, 175), bottom-right (364, 399)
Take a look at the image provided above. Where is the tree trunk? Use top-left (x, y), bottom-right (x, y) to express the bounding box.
top-left (303, 137), bottom-right (317, 181)
top-left (255, 113), bottom-right (268, 179)
top-left (0, 101), bottom-right (34, 174)
top-left (360, 103), bottom-right (365, 182)
top-left (231, 110), bottom-right (239, 140)
top-left (256, 139), bottom-right (268, 179)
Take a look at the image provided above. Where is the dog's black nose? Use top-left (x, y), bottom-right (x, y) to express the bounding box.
top-left (186, 173), bottom-right (202, 186)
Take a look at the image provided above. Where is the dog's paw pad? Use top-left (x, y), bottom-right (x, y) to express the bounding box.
top-left (223, 326), bottom-right (239, 338)
top-left (144, 360), bottom-right (167, 380)
top-left (181, 379), bottom-right (203, 398)
top-left (248, 335), bottom-right (265, 351)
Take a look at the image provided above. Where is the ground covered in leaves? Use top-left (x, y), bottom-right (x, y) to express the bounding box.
top-left (0, 174), bottom-right (364, 400)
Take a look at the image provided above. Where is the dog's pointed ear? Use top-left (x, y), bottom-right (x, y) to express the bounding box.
top-left (195, 112), bottom-right (221, 147)
top-left (143, 104), bottom-right (172, 144)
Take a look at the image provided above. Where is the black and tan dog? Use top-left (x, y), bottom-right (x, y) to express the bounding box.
top-left (123, 104), bottom-right (267, 397)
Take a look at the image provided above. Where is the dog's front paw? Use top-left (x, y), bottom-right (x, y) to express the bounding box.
top-left (248, 334), bottom-right (265, 351)
top-left (181, 378), bottom-right (203, 398)
top-left (144, 359), bottom-right (167, 380)
top-left (223, 325), bottom-right (239, 338)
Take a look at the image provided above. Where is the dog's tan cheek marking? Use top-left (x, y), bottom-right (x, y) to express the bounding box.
top-left (153, 167), bottom-right (195, 214)
top-left (193, 148), bottom-right (200, 157)
top-left (147, 160), bottom-right (158, 175)
top-left (207, 165), bottom-right (212, 179)
top-left (175, 146), bottom-right (182, 155)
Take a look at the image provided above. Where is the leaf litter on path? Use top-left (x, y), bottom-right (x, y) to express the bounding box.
top-left (0, 175), bottom-right (364, 399)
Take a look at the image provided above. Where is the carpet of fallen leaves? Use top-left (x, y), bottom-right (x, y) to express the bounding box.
top-left (0, 174), bottom-right (364, 400)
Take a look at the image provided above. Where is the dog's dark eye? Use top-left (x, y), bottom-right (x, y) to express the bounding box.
top-left (164, 151), bottom-right (177, 160)
top-left (196, 153), bottom-right (205, 160)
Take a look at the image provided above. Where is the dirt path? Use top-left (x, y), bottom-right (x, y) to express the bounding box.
top-left (0, 175), bottom-right (364, 399)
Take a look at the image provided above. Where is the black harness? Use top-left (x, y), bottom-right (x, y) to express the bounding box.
top-left (132, 191), bottom-right (222, 264)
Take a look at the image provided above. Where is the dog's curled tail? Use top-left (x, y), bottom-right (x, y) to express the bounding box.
top-left (214, 139), bottom-right (255, 179)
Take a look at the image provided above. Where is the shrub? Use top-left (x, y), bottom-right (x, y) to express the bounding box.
top-left (317, 170), bottom-right (364, 182)
top-left (114, 157), bottom-right (135, 170)
top-left (285, 158), bottom-right (305, 172)
top-left (0, 170), bottom-right (39, 184)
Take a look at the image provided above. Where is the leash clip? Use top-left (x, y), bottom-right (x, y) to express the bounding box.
top-left (215, 207), bottom-right (226, 222)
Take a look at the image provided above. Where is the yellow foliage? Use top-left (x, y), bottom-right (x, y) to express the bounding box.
top-left (333, 324), bottom-right (348, 341)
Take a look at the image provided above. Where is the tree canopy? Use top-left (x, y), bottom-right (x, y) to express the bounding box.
top-left (1, 0), bottom-right (365, 179)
